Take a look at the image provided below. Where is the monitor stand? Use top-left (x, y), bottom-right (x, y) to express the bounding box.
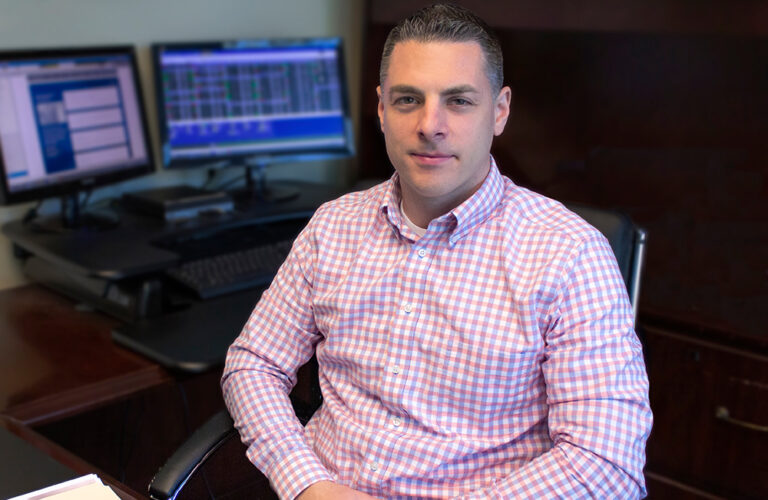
top-left (29, 192), bottom-right (119, 233)
top-left (230, 159), bottom-right (300, 205)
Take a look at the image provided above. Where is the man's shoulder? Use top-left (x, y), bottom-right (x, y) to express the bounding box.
top-left (499, 181), bottom-right (601, 244)
top-left (319, 180), bottom-right (388, 213)
top-left (310, 180), bottom-right (389, 225)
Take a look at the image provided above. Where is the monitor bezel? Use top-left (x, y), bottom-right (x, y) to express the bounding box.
top-left (151, 37), bottom-right (355, 170)
top-left (0, 45), bottom-right (155, 206)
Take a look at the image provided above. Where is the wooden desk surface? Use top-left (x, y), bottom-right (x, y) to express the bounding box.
top-left (1, 415), bottom-right (145, 499)
top-left (0, 284), bottom-right (172, 426)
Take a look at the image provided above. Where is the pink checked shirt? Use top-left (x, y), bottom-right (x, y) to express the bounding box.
top-left (222, 159), bottom-right (652, 499)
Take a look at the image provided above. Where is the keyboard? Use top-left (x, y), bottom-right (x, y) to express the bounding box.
top-left (165, 238), bottom-right (294, 299)
top-left (156, 217), bottom-right (309, 299)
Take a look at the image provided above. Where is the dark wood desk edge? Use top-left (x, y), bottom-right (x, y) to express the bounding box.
top-left (6, 367), bottom-right (172, 427)
top-left (0, 284), bottom-right (174, 426)
top-left (0, 415), bottom-right (147, 499)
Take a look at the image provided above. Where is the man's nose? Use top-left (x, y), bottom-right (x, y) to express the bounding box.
top-left (417, 100), bottom-right (446, 141)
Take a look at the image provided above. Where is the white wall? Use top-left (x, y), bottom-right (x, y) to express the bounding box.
top-left (0, 0), bottom-right (364, 289)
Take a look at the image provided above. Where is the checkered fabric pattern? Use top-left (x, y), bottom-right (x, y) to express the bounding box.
top-left (222, 158), bottom-right (652, 499)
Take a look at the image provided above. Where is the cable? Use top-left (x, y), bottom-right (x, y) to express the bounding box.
top-left (21, 200), bottom-right (43, 225)
top-left (79, 188), bottom-right (93, 210)
top-left (213, 173), bottom-right (247, 191)
top-left (203, 168), bottom-right (219, 189)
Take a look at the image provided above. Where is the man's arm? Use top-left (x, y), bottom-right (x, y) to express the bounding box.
top-left (466, 235), bottom-right (653, 499)
top-left (297, 481), bottom-right (380, 500)
top-left (221, 224), bottom-right (335, 500)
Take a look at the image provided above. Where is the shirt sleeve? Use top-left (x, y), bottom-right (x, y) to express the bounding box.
top-left (221, 220), bottom-right (333, 500)
top-left (466, 234), bottom-right (653, 499)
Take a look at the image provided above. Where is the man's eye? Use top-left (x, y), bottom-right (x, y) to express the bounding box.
top-left (394, 96), bottom-right (417, 105)
top-left (451, 97), bottom-right (472, 106)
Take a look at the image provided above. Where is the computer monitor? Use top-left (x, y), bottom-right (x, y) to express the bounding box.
top-left (152, 37), bottom-right (355, 201)
top-left (0, 46), bottom-right (154, 228)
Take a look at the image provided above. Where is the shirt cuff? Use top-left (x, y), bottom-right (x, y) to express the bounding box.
top-left (262, 446), bottom-right (334, 500)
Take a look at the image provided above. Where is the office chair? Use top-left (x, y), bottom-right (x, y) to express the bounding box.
top-left (565, 203), bottom-right (647, 323)
top-left (148, 203), bottom-right (647, 500)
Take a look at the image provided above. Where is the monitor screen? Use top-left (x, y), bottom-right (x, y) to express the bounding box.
top-left (0, 46), bottom-right (154, 205)
top-left (153, 38), bottom-right (355, 168)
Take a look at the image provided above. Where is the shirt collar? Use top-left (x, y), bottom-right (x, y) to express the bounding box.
top-left (380, 175), bottom-right (407, 238)
top-left (379, 156), bottom-right (505, 245)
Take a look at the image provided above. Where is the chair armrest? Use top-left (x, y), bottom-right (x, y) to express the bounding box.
top-left (148, 409), bottom-right (236, 500)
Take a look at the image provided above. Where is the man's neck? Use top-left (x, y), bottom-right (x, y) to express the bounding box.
top-left (399, 175), bottom-right (488, 228)
top-left (400, 200), bottom-right (428, 237)
top-left (400, 195), bottom-right (444, 229)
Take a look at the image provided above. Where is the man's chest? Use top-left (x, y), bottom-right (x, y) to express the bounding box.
top-left (311, 230), bottom-right (550, 362)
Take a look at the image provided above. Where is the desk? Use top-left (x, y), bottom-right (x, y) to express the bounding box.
top-left (0, 416), bottom-right (144, 499)
top-left (0, 285), bottom-right (179, 498)
top-left (0, 284), bottom-right (288, 498)
top-left (2, 181), bottom-right (341, 280)
top-left (1, 181), bottom-right (341, 371)
top-left (0, 285), bottom-right (171, 427)
top-left (0, 184), bottom-right (341, 496)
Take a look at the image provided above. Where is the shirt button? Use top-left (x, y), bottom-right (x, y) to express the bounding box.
top-left (391, 365), bottom-right (400, 375)
top-left (417, 248), bottom-right (427, 258)
top-left (392, 417), bottom-right (402, 428)
top-left (369, 462), bottom-right (379, 472)
top-left (402, 303), bottom-right (412, 313)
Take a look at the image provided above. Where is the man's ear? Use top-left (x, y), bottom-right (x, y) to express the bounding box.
top-left (376, 85), bottom-right (385, 132)
top-left (493, 86), bottom-right (512, 136)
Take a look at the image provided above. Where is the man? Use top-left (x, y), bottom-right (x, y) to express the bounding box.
top-left (222, 4), bottom-right (652, 499)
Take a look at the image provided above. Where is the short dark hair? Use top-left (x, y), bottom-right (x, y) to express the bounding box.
top-left (379, 3), bottom-right (504, 93)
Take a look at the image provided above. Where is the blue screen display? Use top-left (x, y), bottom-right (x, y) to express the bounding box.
top-left (0, 48), bottom-right (152, 202)
top-left (30, 77), bottom-right (128, 174)
top-left (155, 38), bottom-right (353, 166)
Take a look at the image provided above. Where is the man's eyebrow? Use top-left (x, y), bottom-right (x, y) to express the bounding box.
top-left (441, 85), bottom-right (479, 96)
top-left (387, 84), bottom-right (479, 96)
top-left (388, 84), bottom-right (423, 95)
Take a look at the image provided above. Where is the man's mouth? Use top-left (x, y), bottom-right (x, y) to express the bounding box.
top-left (410, 152), bottom-right (454, 164)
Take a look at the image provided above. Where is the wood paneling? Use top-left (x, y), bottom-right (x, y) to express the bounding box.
top-left (644, 326), bottom-right (768, 498)
top-left (369, 0), bottom-right (768, 36)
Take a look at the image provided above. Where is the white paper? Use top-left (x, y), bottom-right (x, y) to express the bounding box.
top-left (8, 474), bottom-right (120, 500)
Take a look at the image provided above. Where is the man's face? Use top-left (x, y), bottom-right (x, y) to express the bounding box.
top-left (377, 40), bottom-right (511, 220)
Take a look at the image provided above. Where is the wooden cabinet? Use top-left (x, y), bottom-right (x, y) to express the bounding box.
top-left (644, 324), bottom-right (768, 499)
